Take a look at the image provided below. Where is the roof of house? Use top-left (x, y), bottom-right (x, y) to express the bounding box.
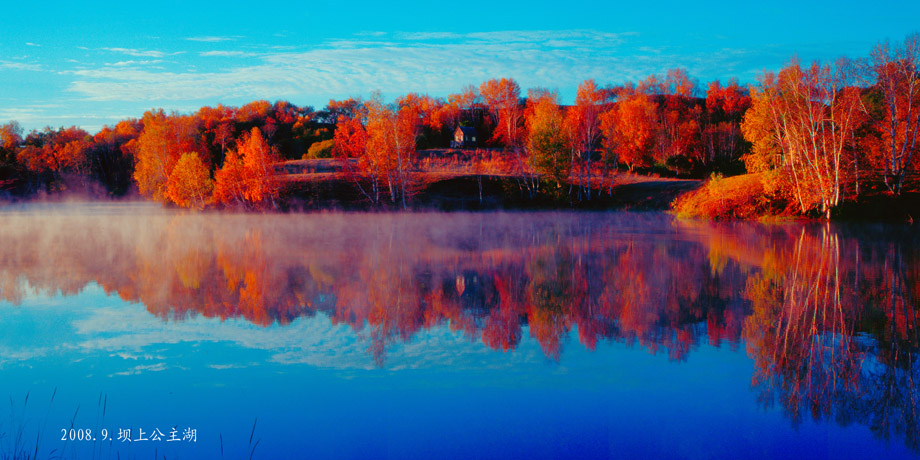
top-left (456, 126), bottom-right (477, 136)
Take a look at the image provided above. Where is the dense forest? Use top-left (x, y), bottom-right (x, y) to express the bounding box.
top-left (0, 34), bottom-right (917, 218)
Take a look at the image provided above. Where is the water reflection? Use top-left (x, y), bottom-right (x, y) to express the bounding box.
top-left (0, 206), bottom-right (918, 451)
top-left (734, 225), bottom-right (920, 451)
top-left (0, 210), bottom-right (750, 363)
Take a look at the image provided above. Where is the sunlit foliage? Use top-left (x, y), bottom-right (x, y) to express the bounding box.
top-left (166, 152), bottom-right (213, 209)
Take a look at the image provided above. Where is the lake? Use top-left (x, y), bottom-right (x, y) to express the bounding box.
top-left (0, 203), bottom-right (918, 459)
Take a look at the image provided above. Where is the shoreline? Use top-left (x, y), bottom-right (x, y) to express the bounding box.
top-left (2, 172), bottom-right (918, 224)
top-left (277, 173), bottom-right (703, 212)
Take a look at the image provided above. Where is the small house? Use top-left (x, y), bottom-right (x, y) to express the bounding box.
top-left (451, 126), bottom-right (478, 148)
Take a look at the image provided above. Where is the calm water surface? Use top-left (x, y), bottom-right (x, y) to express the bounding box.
top-left (0, 203), bottom-right (918, 459)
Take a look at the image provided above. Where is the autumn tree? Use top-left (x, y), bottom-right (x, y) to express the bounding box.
top-left (397, 92), bottom-right (444, 150)
top-left (637, 74), bottom-right (666, 96)
top-left (601, 91), bottom-right (658, 171)
top-left (0, 121), bottom-right (22, 165)
top-left (629, 69), bottom-right (708, 174)
top-left (867, 34), bottom-right (920, 195)
top-left (526, 89), bottom-right (569, 189)
top-left (651, 70), bottom-right (703, 173)
top-left (90, 119), bottom-right (140, 195)
top-left (166, 152), bottom-right (213, 209)
top-left (212, 145), bottom-right (247, 205)
top-left (480, 78), bottom-right (523, 148)
top-left (665, 68), bottom-right (698, 98)
top-left (364, 94), bottom-right (399, 204)
top-left (481, 78), bottom-right (542, 196)
top-left (565, 79), bottom-right (610, 198)
top-left (360, 92), bottom-right (423, 207)
top-left (235, 100), bottom-right (272, 127)
top-left (703, 79), bottom-right (751, 169)
top-left (213, 127), bottom-right (280, 208)
top-left (196, 104), bottom-right (237, 165)
top-left (745, 60), bottom-right (863, 216)
top-left (393, 93), bottom-right (442, 204)
top-left (439, 85), bottom-right (480, 131)
top-left (848, 86), bottom-right (888, 197)
top-left (319, 97), bottom-right (363, 124)
top-left (18, 126), bottom-right (92, 175)
top-left (740, 83), bottom-right (784, 175)
top-left (239, 127), bottom-right (281, 205)
top-left (655, 98), bottom-right (702, 172)
top-left (597, 112), bottom-right (619, 195)
top-left (266, 100), bottom-right (314, 159)
top-left (133, 110), bottom-right (201, 202)
top-left (332, 109), bottom-right (381, 202)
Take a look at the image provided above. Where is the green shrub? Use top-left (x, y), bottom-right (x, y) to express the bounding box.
top-left (304, 139), bottom-right (334, 159)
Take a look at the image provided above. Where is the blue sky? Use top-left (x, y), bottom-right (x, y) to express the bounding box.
top-left (1, 0), bottom-right (918, 133)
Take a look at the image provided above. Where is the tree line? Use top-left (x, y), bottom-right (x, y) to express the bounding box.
top-left (0, 100), bottom-right (338, 208)
top-left (0, 33), bottom-right (917, 215)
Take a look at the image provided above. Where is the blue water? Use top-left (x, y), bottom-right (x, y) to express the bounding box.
top-left (0, 205), bottom-right (917, 459)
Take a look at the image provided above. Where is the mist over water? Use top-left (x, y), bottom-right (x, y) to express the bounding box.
top-left (0, 204), bottom-right (918, 459)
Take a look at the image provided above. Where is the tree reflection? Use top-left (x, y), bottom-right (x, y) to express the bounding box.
top-left (738, 225), bottom-right (920, 451)
top-left (0, 209), bottom-right (917, 450)
top-left (0, 211), bottom-right (747, 361)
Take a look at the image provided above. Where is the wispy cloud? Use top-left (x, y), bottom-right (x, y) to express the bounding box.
top-left (67, 30), bottom-right (648, 103)
top-left (111, 362), bottom-right (168, 376)
top-left (70, 303), bottom-right (542, 371)
top-left (185, 36), bottom-right (236, 42)
top-left (106, 60), bottom-right (164, 67)
top-left (199, 51), bottom-right (260, 58)
top-left (58, 29), bottom-right (798, 108)
top-left (0, 60), bottom-right (42, 71)
top-left (396, 31), bottom-right (461, 41)
top-left (25, 42), bottom-right (41, 47)
top-left (101, 47), bottom-right (183, 58)
top-left (0, 105), bottom-right (133, 132)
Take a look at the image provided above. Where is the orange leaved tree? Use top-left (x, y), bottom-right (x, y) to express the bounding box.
top-left (600, 91), bottom-right (658, 172)
top-left (133, 110), bottom-right (201, 202)
top-left (745, 60), bottom-right (863, 217)
top-left (867, 34), bottom-right (920, 195)
top-left (213, 127), bottom-right (280, 209)
top-left (166, 152), bottom-right (213, 209)
top-left (565, 79), bottom-right (610, 198)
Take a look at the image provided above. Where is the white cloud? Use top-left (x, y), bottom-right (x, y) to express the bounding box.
top-left (106, 60), bottom-right (164, 67)
top-left (101, 47), bottom-right (183, 58)
top-left (0, 104), bottom-right (134, 132)
top-left (199, 51), bottom-right (260, 58)
top-left (111, 362), bottom-right (168, 376)
top-left (0, 60), bottom-right (42, 71)
top-left (68, 303), bottom-right (543, 371)
top-left (47, 29), bottom-right (794, 112)
top-left (185, 36), bottom-right (236, 42)
top-left (66, 30), bottom-right (645, 103)
top-left (397, 31), bottom-right (462, 41)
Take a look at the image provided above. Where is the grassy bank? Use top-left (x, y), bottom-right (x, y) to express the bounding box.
top-left (671, 172), bottom-right (920, 222)
top-left (670, 173), bottom-right (791, 220)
